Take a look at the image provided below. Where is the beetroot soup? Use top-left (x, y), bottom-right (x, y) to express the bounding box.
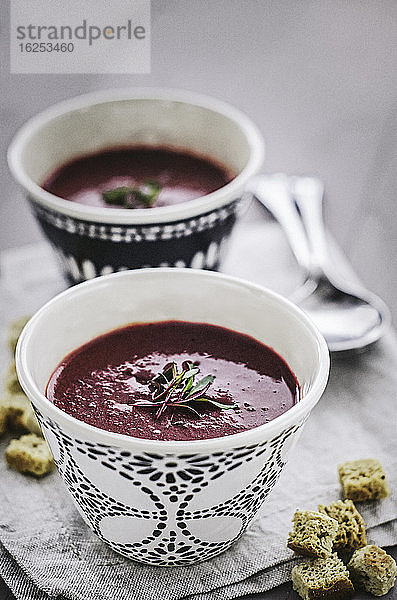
top-left (42, 146), bottom-right (233, 209)
top-left (46, 321), bottom-right (300, 441)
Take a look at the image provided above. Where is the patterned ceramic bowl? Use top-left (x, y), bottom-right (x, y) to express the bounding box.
top-left (8, 89), bottom-right (264, 285)
top-left (16, 269), bottom-right (329, 566)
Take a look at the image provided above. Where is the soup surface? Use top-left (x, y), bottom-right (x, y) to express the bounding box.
top-left (47, 321), bottom-right (299, 441)
top-left (42, 146), bottom-right (233, 208)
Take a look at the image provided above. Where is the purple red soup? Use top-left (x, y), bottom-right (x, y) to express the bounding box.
top-left (46, 321), bottom-right (300, 441)
top-left (42, 146), bottom-right (233, 209)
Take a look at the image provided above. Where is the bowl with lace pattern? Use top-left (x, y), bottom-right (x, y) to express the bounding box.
top-left (16, 269), bottom-right (329, 565)
top-left (8, 89), bottom-right (264, 285)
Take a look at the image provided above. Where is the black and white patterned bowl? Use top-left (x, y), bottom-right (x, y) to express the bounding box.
top-left (8, 89), bottom-right (264, 284)
top-left (16, 269), bottom-right (329, 566)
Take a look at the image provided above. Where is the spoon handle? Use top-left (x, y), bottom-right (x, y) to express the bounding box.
top-left (249, 174), bottom-right (312, 273)
top-left (291, 176), bottom-right (327, 277)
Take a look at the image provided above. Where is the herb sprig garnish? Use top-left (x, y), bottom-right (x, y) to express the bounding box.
top-left (135, 361), bottom-right (236, 420)
top-left (102, 181), bottom-right (161, 209)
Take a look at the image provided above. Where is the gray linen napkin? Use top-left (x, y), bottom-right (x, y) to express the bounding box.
top-left (0, 224), bottom-right (396, 600)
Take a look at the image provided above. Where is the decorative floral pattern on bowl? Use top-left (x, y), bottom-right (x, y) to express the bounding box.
top-left (30, 199), bottom-right (238, 284)
top-left (37, 408), bottom-right (305, 566)
top-left (15, 269), bottom-right (329, 566)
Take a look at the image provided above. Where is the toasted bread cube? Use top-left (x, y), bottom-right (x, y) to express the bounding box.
top-left (5, 434), bottom-right (54, 477)
top-left (0, 393), bottom-right (42, 436)
top-left (287, 510), bottom-right (339, 558)
top-left (0, 405), bottom-right (7, 436)
top-left (348, 545), bottom-right (397, 596)
top-left (21, 404), bottom-right (42, 436)
top-left (292, 552), bottom-right (354, 600)
top-left (4, 360), bottom-right (24, 395)
top-left (318, 499), bottom-right (367, 553)
top-left (0, 393), bottom-right (31, 430)
top-left (338, 459), bottom-right (389, 501)
top-left (8, 316), bottom-right (30, 354)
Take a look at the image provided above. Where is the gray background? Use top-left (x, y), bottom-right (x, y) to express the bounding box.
top-left (1, 0), bottom-right (396, 317)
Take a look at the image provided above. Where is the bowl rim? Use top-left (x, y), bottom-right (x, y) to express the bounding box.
top-left (16, 269), bottom-right (330, 453)
top-left (7, 87), bottom-right (265, 225)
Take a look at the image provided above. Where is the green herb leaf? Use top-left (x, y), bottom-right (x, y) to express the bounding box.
top-left (162, 362), bottom-right (177, 382)
top-left (207, 399), bottom-right (237, 409)
top-left (170, 403), bottom-right (202, 417)
top-left (183, 367), bottom-right (200, 379)
top-left (102, 186), bottom-right (134, 206)
top-left (185, 375), bottom-right (215, 399)
top-left (182, 376), bottom-right (194, 396)
top-left (102, 180), bottom-right (162, 209)
top-left (192, 397), bottom-right (237, 409)
top-left (134, 361), bottom-right (234, 420)
top-left (133, 180), bottom-right (162, 208)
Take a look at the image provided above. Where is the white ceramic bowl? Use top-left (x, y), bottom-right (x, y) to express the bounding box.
top-left (8, 89), bottom-right (264, 284)
top-left (16, 269), bottom-right (329, 566)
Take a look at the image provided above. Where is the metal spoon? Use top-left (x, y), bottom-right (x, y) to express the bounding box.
top-left (249, 174), bottom-right (391, 352)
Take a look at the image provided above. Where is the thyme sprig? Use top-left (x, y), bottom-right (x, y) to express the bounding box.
top-left (102, 180), bottom-right (161, 208)
top-left (134, 361), bottom-right (236, 420)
